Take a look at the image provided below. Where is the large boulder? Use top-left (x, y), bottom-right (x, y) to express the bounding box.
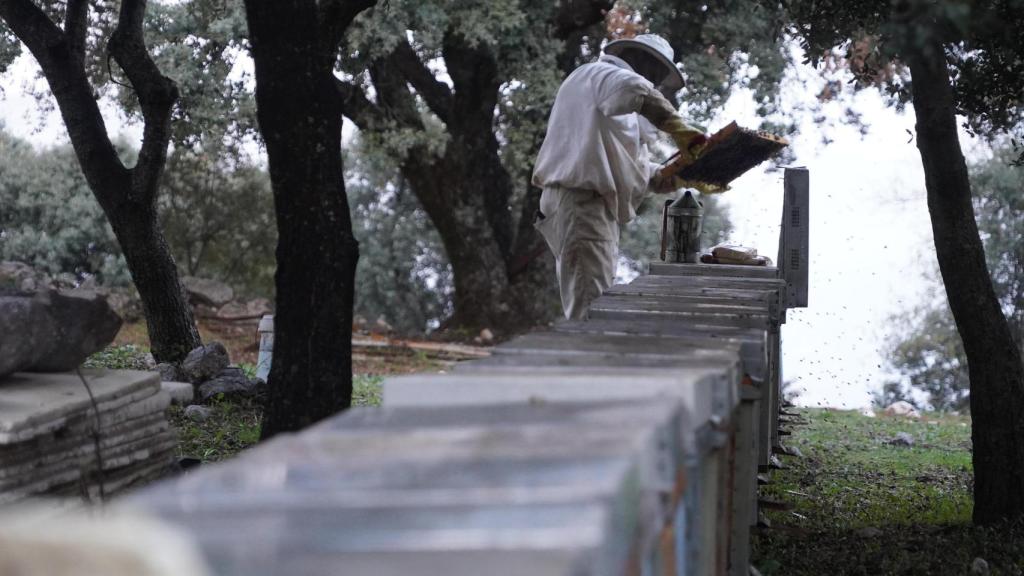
top-left (181, 276), bottom-right (234, 308)
top-left (180, 342), bottom-right (230, 384)
top-left (0, 288), bottom-right (123, 379)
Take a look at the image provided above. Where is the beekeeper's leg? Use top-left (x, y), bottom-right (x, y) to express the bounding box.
top-left (559, 191), bottom-right (619, 320)
top-left (536, 188), bottom-right (619, 319)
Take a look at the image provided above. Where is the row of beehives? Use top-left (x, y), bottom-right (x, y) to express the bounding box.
top-left (124, 261), bottom-right (787, 576)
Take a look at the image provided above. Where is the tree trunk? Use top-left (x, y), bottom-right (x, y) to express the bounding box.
top-left (109, 204), bottom-right (201, 361)
top-left (908, 40), bottom-right (1024, 525)
top-left (0, 0), bottom-right (201, 363)
top-left (244, 0), bottom-right (367, 439)
top-left (400, 148), bottom-right (557, 334)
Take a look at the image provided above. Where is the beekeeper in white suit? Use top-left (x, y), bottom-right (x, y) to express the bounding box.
top-left (533, 33), bottom-right (707, 319)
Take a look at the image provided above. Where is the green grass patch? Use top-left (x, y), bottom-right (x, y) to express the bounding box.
top-left (753, 409), bottom-right (1024, 575)
top-left (83, 344), bottom-right (152, 370)
top-left (168, 397), bottom-right (263, 462)
top-left (353, 374), bottom-right (383, 407)
top-left (168, 374), bottom-right (383, 463)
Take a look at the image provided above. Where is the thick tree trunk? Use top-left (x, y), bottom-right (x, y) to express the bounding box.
top-left (245, 0), bottom-right (366, 439)
top-left (908, 41), bottom-right (1024, 524)
top-left (401, 150), bottom-right (557, 334)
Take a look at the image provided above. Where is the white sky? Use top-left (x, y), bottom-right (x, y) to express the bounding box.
top-left (0, 47), bottom-right (976, 409)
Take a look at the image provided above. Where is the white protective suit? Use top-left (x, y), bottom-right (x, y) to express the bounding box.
top-left (532, 54), bottom-right (682, 319)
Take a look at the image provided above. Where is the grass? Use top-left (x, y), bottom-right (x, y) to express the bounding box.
top-left (83, 343), bottom-right (152, 370)
top-left (86, 344), bottom-right (387, 464)
top-left (753, 408), bottom-right (1024, 575)
top-left (168, 374), bottom-right (384, 463)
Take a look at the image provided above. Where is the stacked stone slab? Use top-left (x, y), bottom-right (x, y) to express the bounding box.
top-left (0, 369), bottom-right (176, 503)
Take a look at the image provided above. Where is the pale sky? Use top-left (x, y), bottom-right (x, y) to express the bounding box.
top-left (0, 46), bottom-right (976, 410)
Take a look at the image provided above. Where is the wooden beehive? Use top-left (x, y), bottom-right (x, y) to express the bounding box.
top-left (658, 121), bottom-right (789, 189)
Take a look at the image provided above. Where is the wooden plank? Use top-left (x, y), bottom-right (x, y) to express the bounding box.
top-left (648, 262), bottom-right (781, 280)
top-left (382, 372), bottom-right (732, 449)
top-left (587, 298), bottom-right (773, 331)
top-left (494, 331), bottom-right (740, 366)
top-left (127, 401), bottom-right (686, 576)
top-left (632, 274), bottom-right (786, 292)
top-left (606, 284), bottom-right (773, 307)
top-left (590, 294), bottom-right (770, 316)
top-left (778, 167), bottom-right (810, 308)
top-left (551, 319), bottom-right (767, 385)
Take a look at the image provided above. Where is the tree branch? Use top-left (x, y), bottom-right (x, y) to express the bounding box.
top-left (64, 0), bottom-right (88, 65)
top-left (390, 39), bottom-right (453, 123)
top-left (319, 0), bottom-right (376, 54)
top-left (368, 56), bottom-right (426, 131)
top-left (0, 0), bottom-right (129, 201)
top-left (335, 78), bottom-right (388, 132)
top-left (441, 33), bottom-right (499, 129)
top-left (108, 0), bottom-right (178, 203)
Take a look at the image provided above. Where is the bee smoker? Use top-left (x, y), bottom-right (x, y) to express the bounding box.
top-left (661, 190), bottom-right (704, 263)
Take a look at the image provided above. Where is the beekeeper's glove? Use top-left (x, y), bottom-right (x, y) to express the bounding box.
top-left (660, 116), bottom-right (708, 163)
top-left (637, 89), bottom-right (707, 161)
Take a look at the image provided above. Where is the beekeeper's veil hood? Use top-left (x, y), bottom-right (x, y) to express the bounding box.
top-left (604, 34), bottom-right (685, 91)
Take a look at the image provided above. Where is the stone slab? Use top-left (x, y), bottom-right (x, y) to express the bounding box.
top-left (161, 381), bottom-right (194, 405)
top-left (0, 370), bottom-right (160, 443)
top-left (0, 430), bottom-right (177, 493)
top-left (0, 415), bottom-right (169, 475)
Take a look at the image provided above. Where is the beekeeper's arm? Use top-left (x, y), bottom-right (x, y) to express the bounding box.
top-left (595, 76), bottom-right (706, 192)
top-left (637, 89), bottom-right (707, 161)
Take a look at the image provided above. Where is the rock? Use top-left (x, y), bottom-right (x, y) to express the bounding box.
top-left (886, 432), bottom-right (915, 447)
top-left (883, 401), bottom-right (921, 419)
top-left (155, 363), bottom-right (184, 383)
top-left (0, 288), bottom-right (122, 379)
top-left (181, 276), bottom-right (234, 308)
top-left (971, 557), bottom-right (990, 575)
top-left (857, 527), bottom-right (882, 538)
top-left (373, 316), bottom-right (392, 334)
top-left (479, 328), bottom-right (495, 344)
top-left (161, 381), bottom-right (194, 405)
top-left (859, 408), bottom-right (876, 418)
top-left (0, 261), bottom-right (52, 292)
top-left (197, 367), bottom-right (264, 402)
top-left (180, 342), bottom-right (230, 384)
top-left (183, 405), bottom-right (212, 423)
